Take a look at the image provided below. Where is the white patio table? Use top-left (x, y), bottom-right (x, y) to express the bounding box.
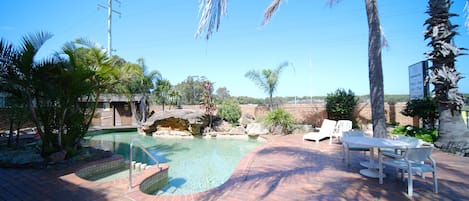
top-left (342, 136), bottom-right (410, 178)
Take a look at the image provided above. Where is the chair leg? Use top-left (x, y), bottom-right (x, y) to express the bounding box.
top-left (433, 170), bottom-right (438, 193)
top-left (379, 154), bottom-right (383, 184)
top-left (408, 168), bottom-right (413, 197)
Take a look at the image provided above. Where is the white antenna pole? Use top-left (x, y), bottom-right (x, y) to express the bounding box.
top-left (98, 0), bottom-right (121, 56)
top-left (108, 0), bottom-right (112, 56)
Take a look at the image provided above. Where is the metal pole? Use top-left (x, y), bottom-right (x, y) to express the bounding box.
top-left (128, 141), bottom-right (133, 190)
top-left (107, 0), bottom-right (112, 56)
top-left (98, 0), bottom-right (120, 57)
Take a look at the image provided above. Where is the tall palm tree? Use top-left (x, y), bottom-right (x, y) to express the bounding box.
top-left (63, 39), bottom-right (117, 129)
top-left (425, 0), bottom-right (469, 151)
top-left (116, 58), bottom-right (161, 124)
top-left (244, 62), bottom-right (289, 109)
top-left (196, 0), bottom-right (388, 137)
top-left (168, 88), bottom-right (182, 109)
top-left (154, 79), bottom-right (172, 111)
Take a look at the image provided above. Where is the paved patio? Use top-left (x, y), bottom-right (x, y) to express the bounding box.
top-left (1, 134), bottom-right (468, 201)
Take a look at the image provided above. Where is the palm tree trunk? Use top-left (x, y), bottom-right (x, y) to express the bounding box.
top-left (269, 95), bottom-right (273, 111)
top-left (436, 104), bottom-right (469, 153)
top-left (365, 0), bottom-right (387, 138)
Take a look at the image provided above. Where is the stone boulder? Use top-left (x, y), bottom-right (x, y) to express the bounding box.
top-left (246, 123), bottom-right (269, 135)
top-left (229, 126), bottom-right (246, 135)
top-left (141, 110), bottom-right (209, 135)
top-left (238, 114), bottom-right (256, 126)
top-left (213, 120), bottom-right (233, 132)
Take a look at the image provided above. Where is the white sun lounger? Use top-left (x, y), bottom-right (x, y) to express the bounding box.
top-left (303, 119), bottom-right (337, 143)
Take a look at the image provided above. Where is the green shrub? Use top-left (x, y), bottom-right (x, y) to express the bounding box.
top-left (217, 99), bottom-right (242, 125)
top-left (263, 108), bottom-right (295, 134)
top-left (391, 125), bottom-right (438, 143)
top-left (401, 97), bottom-right (438, 129)
top-left (325, 89), bottom-right (358, 121)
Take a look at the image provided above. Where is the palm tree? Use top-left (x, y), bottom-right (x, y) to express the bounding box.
top-left (196, 0), bottom-right (388, 138)
top-left (63, 39), bottom-right (118, 129)
top-left (425, 0), bottom-right (469, 151)
top-left (116, 58), bottom-right (161, 124)
top-left (245, 62), bottom-right (289, 109)
top-left (168, 88), bottom-right (182, 109)
top-left (154, 79), bottom-right (172, 111)
top-left (1, 33), bottom-right (100, 156)
top-left (0, 32), bottom-right (55, 144)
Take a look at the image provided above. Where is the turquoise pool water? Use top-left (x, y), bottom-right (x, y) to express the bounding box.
top-left (83, 132), bottom-right (262, 195)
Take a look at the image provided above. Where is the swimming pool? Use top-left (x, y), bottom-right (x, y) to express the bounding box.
top-left (83, 131), bottom-right (263, 195)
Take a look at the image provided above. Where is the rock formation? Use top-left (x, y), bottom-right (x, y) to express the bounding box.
top-left (141, 110), bottom-right (209, 135)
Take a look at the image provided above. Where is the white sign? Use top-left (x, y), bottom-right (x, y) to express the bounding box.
top-left (408, 61), bottom-right (427, 100)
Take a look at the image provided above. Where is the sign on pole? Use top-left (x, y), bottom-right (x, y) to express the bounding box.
top-left (408, 61), bottom-right (428, 100)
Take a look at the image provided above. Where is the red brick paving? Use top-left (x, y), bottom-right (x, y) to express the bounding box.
top-left (1, 134), bottom-right (468, 201)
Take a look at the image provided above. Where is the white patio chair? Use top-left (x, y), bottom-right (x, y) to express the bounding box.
top-left (330, 120), bottom-right (352, 144)
top-left (378, 146), bottom-right (437, 197)
top-left (380, 135), bottom-right (426, 159)
top-left (342, 130), bottom-right (370, 166)
top-left (303, 119), bottom-right (336, 143)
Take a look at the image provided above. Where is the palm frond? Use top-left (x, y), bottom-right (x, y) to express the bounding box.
top-left (0, 39), bottom-right (16, 68)
top-left (380, 26), bottom-right (390, 49)
top-left (326, 0), bottom-right (341, 7)
top-left (465, 0), bottom-right (469, 33)
top-left (20, 31), bottom-right (53, 53)
top-left (75, 38), bottom-right (105, 51)
top-left (195, 0), bottom-right (228, 39)
top-left (19, 32), bottom-right (53, 73)
top-left (245, 70), bottom-right (269, 93)
top-left (262, 0), bottom-right (282, 26)
top-left (273, 61), bottom-right (289, 74)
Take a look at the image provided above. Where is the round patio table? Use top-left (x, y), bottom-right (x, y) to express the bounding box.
top-left (342, 136), bottom-right (410, 178)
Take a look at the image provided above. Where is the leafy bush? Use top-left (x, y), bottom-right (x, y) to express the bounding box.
top-left (401, 97), bottom-right (438, 129)
top-left (325, 89), bottom-right (358, 121)
top-left (217, 99), bottom-right (242, 125)
top-left (391, 125), bottom-right (438, 143)
top-left (263, 108), bottom-right (295, 134)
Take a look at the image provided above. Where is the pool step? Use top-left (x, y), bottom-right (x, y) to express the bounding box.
top-left (128, 161), bottom-right (153, 171)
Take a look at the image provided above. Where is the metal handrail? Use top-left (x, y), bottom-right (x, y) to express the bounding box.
top-left (129, 138), bottom-right (160, 190)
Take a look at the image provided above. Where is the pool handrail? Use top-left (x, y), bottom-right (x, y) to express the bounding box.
top-left (129, 138), bottom-right (160, 190)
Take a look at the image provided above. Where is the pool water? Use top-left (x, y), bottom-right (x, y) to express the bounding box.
top-left (83, 132), bottom-right (262, 195)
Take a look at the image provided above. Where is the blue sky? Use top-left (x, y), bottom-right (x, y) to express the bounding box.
top-left (2, 0), bottom-right (469, 98)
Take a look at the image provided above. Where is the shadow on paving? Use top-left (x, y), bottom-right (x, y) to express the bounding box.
top-left (0, 168), bottom-right (118, 201)
top-left (196, 138), bottom-right (469, 201)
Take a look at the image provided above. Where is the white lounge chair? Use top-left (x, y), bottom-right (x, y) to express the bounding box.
top-left (303, 119), bottom-right (336, 143)
top-left (330, 120), bottom-right (352, 144)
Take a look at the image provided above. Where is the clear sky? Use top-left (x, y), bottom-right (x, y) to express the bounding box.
top-left (2, 0), bottom-right (469, 99)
